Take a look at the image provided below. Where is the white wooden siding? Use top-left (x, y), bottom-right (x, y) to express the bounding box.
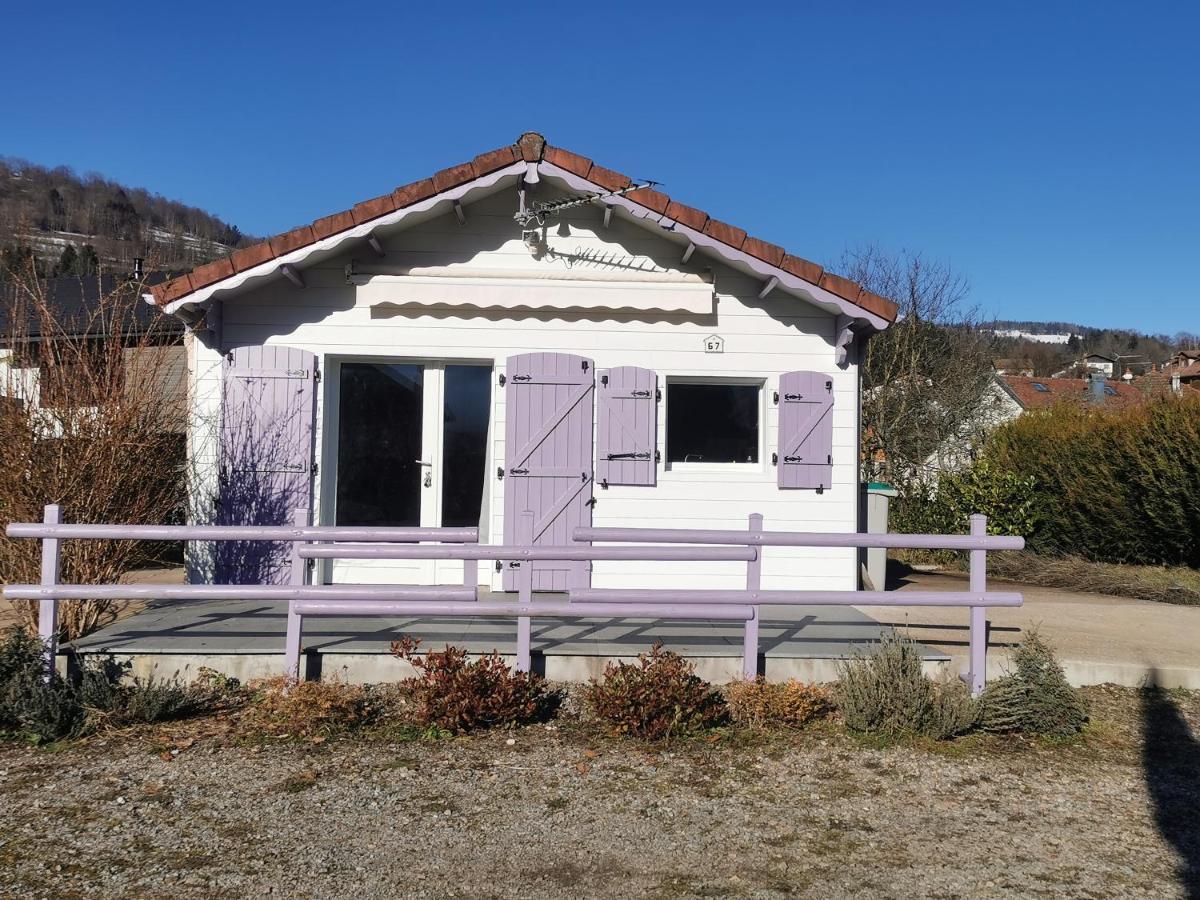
top-left (186, 186), bottom-right (861, 591)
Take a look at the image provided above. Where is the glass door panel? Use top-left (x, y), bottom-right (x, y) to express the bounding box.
top-left (335, 362), bottom-right (424, 526)
top-left (441, 365), bottom-right (491, 528)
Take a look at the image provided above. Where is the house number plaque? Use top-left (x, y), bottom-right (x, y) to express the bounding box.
top-left (703, 334), bottom-right (725, 353)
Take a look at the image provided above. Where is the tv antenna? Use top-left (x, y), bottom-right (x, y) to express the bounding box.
top-left (514, 181), bottom-right (658, 230)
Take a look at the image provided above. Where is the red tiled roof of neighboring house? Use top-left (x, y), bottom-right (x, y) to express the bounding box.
top-left (148, 132), bottom-right (899, 323)
top-left (998, 375), bottom-right (1145, 410)
top-left (1177, 361), bottom-right (1200, 381)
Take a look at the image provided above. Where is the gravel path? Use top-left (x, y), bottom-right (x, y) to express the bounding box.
top-left (1, 686), bottom-right (1196, 899)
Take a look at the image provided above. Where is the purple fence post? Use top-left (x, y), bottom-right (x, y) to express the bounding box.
top-left (742, 513), bottom-right (763, 679)
top-left (515, 510), bottom-right (534, 672)
top-left (284, 508), bottom-right (308, 682)
top-left (38, 504), bottom-right (62, 681)
top-left (967, 514), bottom-right (988, 696)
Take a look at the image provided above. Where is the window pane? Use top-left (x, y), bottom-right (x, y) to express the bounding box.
top-left (336, 363), bottom-right (423, 526)
top-left (666, 383), bottom-right (759, 463)
top-left (442, 365), bottom-right (491, 527)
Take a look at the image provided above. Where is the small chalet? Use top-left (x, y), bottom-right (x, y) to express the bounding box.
top-left (147, 133), bottom-right (898, 592)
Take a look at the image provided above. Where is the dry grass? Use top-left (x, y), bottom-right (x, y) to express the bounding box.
top-left (234, 678), bottom-right (376, 740)
top-left (984, 551), bottom-right (1200, 606)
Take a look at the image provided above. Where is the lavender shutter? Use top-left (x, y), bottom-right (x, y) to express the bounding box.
top-left (596, 366), bottom-right (658, 487)
top-left (216, 345), bottom-right (317, 584)
top-left (777, 370), bottom-right (834, 491)
top-left (503, 352), bottom-right (595, 591)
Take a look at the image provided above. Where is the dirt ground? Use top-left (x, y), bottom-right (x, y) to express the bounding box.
top-left (1, 685), bottom-right (1197, 899)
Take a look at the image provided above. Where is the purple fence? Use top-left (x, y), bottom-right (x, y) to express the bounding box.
top-left (5, 505), bottom-right (1023, 693)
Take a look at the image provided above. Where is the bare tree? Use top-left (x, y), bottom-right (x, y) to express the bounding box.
top-left (0, 257), bottom-right (187, 640)
top-left (840, 246), bottom-right (999, 486)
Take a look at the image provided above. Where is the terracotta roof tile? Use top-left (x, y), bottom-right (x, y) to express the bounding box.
top-left (391, 178), bottom-right (437, 208)
top-left (472, 145), bottom-right (519, 175)
top-left (311, 210), bottom-right (357, 241)
top-left (150, 131), bottom-right (899, 324)
top-left (229, 241), bottom-right (276, 273)
top-left (584, 163), bottom-right (630, 192)
top-left (819, 272), bottom-right (862, 302)
top-left (432, 161), bottom-right (477, 193)
top-left (351, 193), bottom-right (397, 225)
top-left (781, 254), bottom-right (824, 284)
top-left (742, 236), bottom-right (786, 267)
top-left (703, 218), bottom-right (747, 249)
top-left (664, 200), bottom-right (708, 232)
top-left (543, 146), bottom-right (592, 178)
top-left (268, 225), bottom-right (316, 257)
top-left (626, 187), bottom-right (670, 215)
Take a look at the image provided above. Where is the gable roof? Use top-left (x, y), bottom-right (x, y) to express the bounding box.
top-left (2, 272), bottom-right (185, 343)
top-left (998, 375), bottom-right (1144, 410)
top-left (147, 132), bottom-right (898, 326)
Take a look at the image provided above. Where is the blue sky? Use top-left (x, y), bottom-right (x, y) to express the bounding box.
top-left (2, 2), bottom-right (1196, 335)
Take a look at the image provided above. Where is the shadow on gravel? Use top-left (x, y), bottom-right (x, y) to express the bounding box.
top-left (1141, 672), bottom-right (1200, 899)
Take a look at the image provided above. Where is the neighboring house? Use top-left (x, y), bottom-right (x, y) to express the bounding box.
top-left (0, 270), bottom-right (187, 431)
top-left (996, 374), bottom-right (1144, 413)
top-left (1166, 348), bottom-right (1200, 370)
top-left (145, 132), bottom-right (899, 592)
top-left (1051, 352), bottom-right (1117, 378)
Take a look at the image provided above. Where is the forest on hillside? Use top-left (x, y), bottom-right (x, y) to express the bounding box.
top-left (986, 319), bottom-right (1193, 376)
top-left (0, 157), bottom-right (255, 278)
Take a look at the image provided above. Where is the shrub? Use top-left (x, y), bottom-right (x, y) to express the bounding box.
top-left (0, 629), bottom-right (82, 743)
top-left (727, 678), bottom-right (831, 729)
top-left (585, 643), bottom-right (728, 740)
top-left (836, 632), bottom-right (977, 739)
top-left (391, 637), bottom-right (561, 734)
top-left (238, 677), bottom-right (375, 739)
top-left (78, 659), bottom-right (210, 727)
top-left (983, 395), bottom-right (1200, 567)
top-left (978, 631), bottom-right (1087, 736)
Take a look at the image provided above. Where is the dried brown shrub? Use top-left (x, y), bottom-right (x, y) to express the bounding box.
top-left (727, 678), bottom-right (832, 729)
top-left (237, 677), bottom-right (375, 739)
top-left (390, 636), bottom-right (561, 734)
top-left (0, 258), bottom-right (186, 640)
top-left (584, 642), bottom-right (728, 741)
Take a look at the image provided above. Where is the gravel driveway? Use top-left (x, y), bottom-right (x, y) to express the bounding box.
top-left (1, 686), bottom-right (1196, 899)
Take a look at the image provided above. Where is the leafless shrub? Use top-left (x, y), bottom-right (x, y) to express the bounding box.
top-left (0, 256), bottom-right (186, 640)
top-left (726, 678), bottom-right (832, 729)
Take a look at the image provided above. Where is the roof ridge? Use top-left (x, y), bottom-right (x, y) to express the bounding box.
top-left (150, 132), bottom-right (898, 323)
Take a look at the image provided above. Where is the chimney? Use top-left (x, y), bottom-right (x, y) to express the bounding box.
top-left (1089, 373), bottom-right (1107, 405)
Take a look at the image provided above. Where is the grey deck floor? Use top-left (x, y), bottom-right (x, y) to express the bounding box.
top-left (71, 592), bottom-right (947, 661)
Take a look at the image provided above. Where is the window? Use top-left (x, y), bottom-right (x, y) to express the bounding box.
top-left (440, 365), bottom-right (490, 527)
top-left (666, 382), bottom-right (759, 464)
top-left (1031, 382), bottom-right (1050, 392)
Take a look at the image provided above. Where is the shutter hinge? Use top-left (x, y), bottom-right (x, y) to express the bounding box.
top-left (494, 560), bottom-right (502, 573)
top-left (772, 452), bottom-right (778, 465)
top-left (656, 387), bottom-right (662, 402)
top-left (314, 368), bottom-right (321, 383)
top-left (655, 449), bottom-right (661, 463)
top-left (826, 380), bottom-right (832, 392)
top-left (600, 374), bottom-right (609, 386)
top-left (586, 497), bottom-right (597, 507)
top-left (497, 467), bottom-right (505, 480)
top-left (312, 462), bottom-right (319, 476)
top-left (498, 373), bottom-right (506, 386)
top-left (773, 391), bottom-right (779, 404)
top-left (827, 454), bottom-right (832, 465)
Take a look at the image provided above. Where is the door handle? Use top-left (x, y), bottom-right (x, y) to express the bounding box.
top-left (415, 460), bottom-right (432, 487)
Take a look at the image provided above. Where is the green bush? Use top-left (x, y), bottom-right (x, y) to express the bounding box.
top-left (978, 631), bottom-right (1087, 736)
top-left (983, 395), bottom-right (1200, 566)
top-left (892, 459), bottom-right (1043, 542)
top-left (391, 637), bottom-right (562, 734)
top-left (0, 629), bottom-right (83, 743)
top-left (836, 633), bottom-right (977, 739)
top-left (585, 643), bottom-right (728, 740)
top-left (78, 659), bottom-right (207, 726)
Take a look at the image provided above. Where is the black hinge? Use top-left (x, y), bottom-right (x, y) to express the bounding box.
top-left (772, 452), bottom-right (778, 465)
top-left (656, 387), bottom-right (662, 402)
top-left (827, 454), bottom-right (832, 465)
top-left (585, 497), bottom-right (597, 507)
top-left (497, 466), bottom-right (505, 480)
top-left (600, 374), bottom-right (609, 386)
top-left (494, 560), bottom-right (502, 572)
top-left (312, 462), bottom-right (319, 476)
top-left (498, 373), bottom-right (506, 386)
top-left (826, 380), bottom-right (832, 392)
top-left (606, 451), bottom-right (651, 460)
top-left (631, 389), bottom-right (651, 398)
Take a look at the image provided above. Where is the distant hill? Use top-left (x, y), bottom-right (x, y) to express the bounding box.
top-left (983, 319), bottom-right (1191, 377)
top-left (0, 157), bottom-right (257, 277)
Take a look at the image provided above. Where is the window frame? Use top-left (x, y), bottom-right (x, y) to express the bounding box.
top-left (662, 376), bottom-right (766, 474)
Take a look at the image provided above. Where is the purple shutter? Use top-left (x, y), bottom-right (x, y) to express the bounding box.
top-left (216, 345), bottom-right (317, 584)
top-left (596, 366), bottom-right (658, 487)
top-left (777, 370), bottom-right (834, 490)
top-left (503, 352), bottom-right (595, 591)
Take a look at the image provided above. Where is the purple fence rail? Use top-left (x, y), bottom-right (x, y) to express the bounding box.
top-left (5, 505), bottom-right (1024, 693)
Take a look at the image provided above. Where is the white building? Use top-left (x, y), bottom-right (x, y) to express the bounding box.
top-left (148, 133), bottom-right (898, 595)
